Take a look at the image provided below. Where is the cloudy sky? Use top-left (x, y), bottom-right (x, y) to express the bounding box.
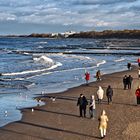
top-left (0, 0), bottom-right (140, 34)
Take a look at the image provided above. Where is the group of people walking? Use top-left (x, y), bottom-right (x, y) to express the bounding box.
top-left (77, 85), bottom-right (113, 138)
top-left (123, 75), bottom-right (133, 90)
top-left (77, 60), bottom-right (140, 139)
top-left (77, 85), bottom-right (113, 117)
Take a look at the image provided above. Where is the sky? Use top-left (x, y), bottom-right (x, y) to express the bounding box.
top-left (0, 0), bottom-right (140, 34)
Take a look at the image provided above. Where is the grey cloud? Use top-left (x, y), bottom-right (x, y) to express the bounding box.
top-left (73, 0), bottom-right (137, 5)
top-left (130, 5), bottom-right (140, 11)
top-left (0, 13), bottom-right (17, 21)
top-left (105, 3), bottom-right (140, 16)
top-left (0, 0), bottom-right (140, 33)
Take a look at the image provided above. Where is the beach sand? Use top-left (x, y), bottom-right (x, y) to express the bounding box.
top-left (0, 66), bottom-right (140, 140)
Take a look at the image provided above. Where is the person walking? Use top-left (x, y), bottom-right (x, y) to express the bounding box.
top-left (123, 75), bottom-right (127, 90)
top-left (127, 75), bottom-right (133, 89)
top-left (97, 86), bottom-right (104, 104)
top-left (96, 70), bottom-right (101, 81)
top-left (85, 72), bottom-right (90, 85)
top-left (138, 69), bottom-right (140, 79)
top-left (127, 62), bottom-right (131, 70)
top-left (82, 96), bottom-right (88, 117)
top-left (77, 94), bottom-right (88, 117)
top-left (106, 85), bottom-right (113, 104)
top-left (98, 110), bottom-right (109, 139)
top-left (89, 95), bottom-right (96, 119)
top-left (137, 58), bottom-right (140, 67)
top-left (135, 86), bottom-right (140, 105)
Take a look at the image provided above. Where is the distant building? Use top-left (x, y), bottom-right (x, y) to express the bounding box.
top-left (50, 31), bottom-right (76, 38)
top-left (61, 31), bottom-right (76, 38)
top-left (51, 33), bottom-right (59, 37)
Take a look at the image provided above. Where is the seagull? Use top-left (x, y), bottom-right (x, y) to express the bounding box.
top-left (51, 97), bottom-right (56, 102)
top-left (4, 110), bottom-right (8, 116)
top-left (31, 108), bottom-right (34, 112)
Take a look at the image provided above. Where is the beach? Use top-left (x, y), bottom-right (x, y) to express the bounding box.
top-left (0, 0), bottom-right (140, 139)
top-left (0, 65), bottom-right (139, 140)
top-left (1, 37), bottom-right (139, 127)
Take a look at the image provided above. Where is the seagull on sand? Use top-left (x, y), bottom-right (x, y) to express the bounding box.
top-left (31, 108), bottom-right (34, 112)
top-left (50, 97), bottom-right (56, 102)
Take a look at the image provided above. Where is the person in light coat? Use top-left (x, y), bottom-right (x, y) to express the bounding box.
top-left (98, 110), bottom-right (109, 139)
top-left (97, 86), bottom-right (104, 104)
top-left (138, 69), bottom-right (140, 79)
top-left (89, 95), bottom-right (96, 119)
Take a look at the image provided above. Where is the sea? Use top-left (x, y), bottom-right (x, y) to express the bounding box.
top-left (0, 37), bottom-right (140, 127)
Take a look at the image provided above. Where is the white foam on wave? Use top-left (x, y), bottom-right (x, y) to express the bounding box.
top-left (25, 62), bottom-right (62, 79)
top-left (97, 60), bottom-right (106, 67)
top-left (3, 62), bottom-right (62, 76)
top-left (67, 54), bottom-right (91, 60)
top-left (33, 65), bottom-right (97, 79)
top-left (38, 41), bottom-right (48, 44)
top-left (33, 55), bottom-right (54, 64)
top-left (23, 52), bottom-right (30, 55)
top-left (26, 83), bottom-right (36, 88)
top-left (37, 45), bottom-right (44, 49)
top-left (114, 58), bottom-right (125, 62)
top-left (66, 50), bottom-right (72, 53)
top-left (46, 53), bottom-right (92, 61)
top-left (85, 56), bottom-right (91, 59)
top-left (25, 59), bottom-right (105, 79)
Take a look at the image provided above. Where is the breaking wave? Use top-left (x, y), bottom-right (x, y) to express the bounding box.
top-left (2, 56), bottom-right (62, 76)
top-left (37, 45), bottom-right (44, 49)
top-left (114, 58), bottom-right (125, 62)
top-left (97, 60), bottom-right (106, 67)
top-left (3, 63), bottom-right (62, 76)
top-left (33, 55), bottom-right (54, 64)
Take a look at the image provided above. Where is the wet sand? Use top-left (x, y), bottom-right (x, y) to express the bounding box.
top-left (0, 66), bottom-right (140, 140)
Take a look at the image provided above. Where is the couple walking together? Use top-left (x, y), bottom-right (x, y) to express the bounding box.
top-left (97, 85), bottom-right (113, 105)
top-left (77, 94), bottom-right (96, 119)
top-left (123, 75), bottom-right (133, 90)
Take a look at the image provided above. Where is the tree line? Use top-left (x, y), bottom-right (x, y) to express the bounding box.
top-left (68, 30), bottom-right (140, 39)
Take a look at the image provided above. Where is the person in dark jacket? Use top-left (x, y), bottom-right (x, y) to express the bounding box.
top-left (82, 96), bottom-right (88, 117)
top-left (106, 85), bottom-right (113, 104)
top-left (123, 75), bottom-right (127, 90)
top-left (77, 94), bottom-right (88, 117)
top-left (127, 63), bottom-right (131, 70)
top-left (96, 70), bottom-right (101, 81)
top-left (127, 75), bottom-right (133, 89)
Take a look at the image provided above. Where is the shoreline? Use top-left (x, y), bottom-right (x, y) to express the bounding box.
top-left (36, 66), bottom-right (129, 97)
top-left (0, 65), bottom-right (140, 139)
top-left (0, 65), bottom-right (127, 128)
